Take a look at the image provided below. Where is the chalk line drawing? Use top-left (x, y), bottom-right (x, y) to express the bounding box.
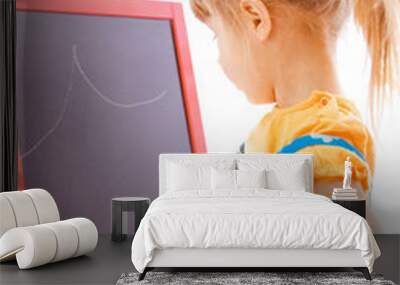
top-left (21, 55), bottom-right (75, 160)
top-left (22, 44), bottom-right (167, 159)
top-left (72, 45), bottom-right (167, 108)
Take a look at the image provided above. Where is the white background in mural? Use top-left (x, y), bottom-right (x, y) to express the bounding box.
top-left (169, 0), bottom-right (400, 234)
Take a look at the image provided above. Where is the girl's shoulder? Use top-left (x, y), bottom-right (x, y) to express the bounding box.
top-left (269, 90), bottom-right (362, 122)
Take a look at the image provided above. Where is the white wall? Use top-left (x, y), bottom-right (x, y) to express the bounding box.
top-left (176, 0), bottom-right (400, 234)
top-left (368, 102), bottom-right (400, 234)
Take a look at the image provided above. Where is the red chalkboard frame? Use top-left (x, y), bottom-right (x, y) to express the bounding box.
top-left (16, 0), bottom-right (207, 189)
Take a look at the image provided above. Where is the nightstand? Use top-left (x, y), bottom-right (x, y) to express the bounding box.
top-left (332, 199), bottom-right (366, 218)
top-left (111, 197), bottom-right (150, 242)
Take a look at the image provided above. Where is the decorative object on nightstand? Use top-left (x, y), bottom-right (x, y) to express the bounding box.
top-left (332, 188), bottom-right (359, 200)
top-left (332, 157), bottom-right (365, 218)
top-left (111, 197), bottom-right (150, 242)
top-left (332, 157), bottom-right (359, 200)
top-left (342, 156), bottom-right (352, 190)
top-left (332, 199), bottom-right (366, 218)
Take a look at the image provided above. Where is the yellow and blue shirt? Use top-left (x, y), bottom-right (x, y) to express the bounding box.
top-left (245, 90), bottom-right (374, 192)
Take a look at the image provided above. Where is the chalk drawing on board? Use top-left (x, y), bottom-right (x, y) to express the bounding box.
top-left (72, 45), bottom-right (167, 108)
top-left (21, 53), bottom-right (75, 160)
top-left (21, 44), bottom-right (168, 159)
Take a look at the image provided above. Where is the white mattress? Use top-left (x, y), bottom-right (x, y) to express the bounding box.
top-left (131, 189), bottom-right (380, 273)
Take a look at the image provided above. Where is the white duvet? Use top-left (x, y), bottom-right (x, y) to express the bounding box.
top-left (131, 189), bottom-right (380, 273)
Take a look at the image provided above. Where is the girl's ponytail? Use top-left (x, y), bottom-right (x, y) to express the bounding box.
top-left (354, 0), bottom-right (400, 122)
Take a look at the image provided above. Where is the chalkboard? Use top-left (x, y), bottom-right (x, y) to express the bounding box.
top-left (16, 6), bottom-right (204, 233)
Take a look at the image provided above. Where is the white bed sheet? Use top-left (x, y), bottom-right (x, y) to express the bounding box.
top-left (131, 189), bottom-right (380, 273)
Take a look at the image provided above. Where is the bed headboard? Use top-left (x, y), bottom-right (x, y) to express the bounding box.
top-left (159, 153), bottom-right (314, 195)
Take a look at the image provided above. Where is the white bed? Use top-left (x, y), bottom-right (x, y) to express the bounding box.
top-left (131, 153), bottom-right (380, 280)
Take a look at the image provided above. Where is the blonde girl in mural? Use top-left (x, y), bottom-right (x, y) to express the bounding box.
top-left (190, 0), bottom-right (400, 197)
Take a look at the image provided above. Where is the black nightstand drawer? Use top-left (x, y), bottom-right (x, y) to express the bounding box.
top-left (332, 200), bottom-right (366, 218)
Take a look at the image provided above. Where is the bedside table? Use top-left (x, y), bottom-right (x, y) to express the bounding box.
top-left (111, 197), bottom-right (150, 242)
top-left (332, 199), bottom-right (366, 218)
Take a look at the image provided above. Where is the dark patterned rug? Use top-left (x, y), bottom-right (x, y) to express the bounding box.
top-left (116, 272), bottom-right (396, 285)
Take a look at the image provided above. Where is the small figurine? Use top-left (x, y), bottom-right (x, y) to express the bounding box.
top-left (343, 156), bottom-right (352, 189)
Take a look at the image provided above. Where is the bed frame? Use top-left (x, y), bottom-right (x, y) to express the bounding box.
top-left (140, 248), bottom-right (371, 280)
top-left (139, 154), bottom-right (371, 281)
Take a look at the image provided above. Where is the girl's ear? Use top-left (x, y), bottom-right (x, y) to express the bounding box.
top-left (239, 0), bottom-right (272, 41)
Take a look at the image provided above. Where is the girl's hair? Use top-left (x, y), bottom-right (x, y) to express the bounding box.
top-left (190, 0), bottom-right (400, 123)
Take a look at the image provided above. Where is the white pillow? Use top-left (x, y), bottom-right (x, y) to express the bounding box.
top-left (211, 169), bottom-right (267, 190)
top-left (266, 165), bottom-right (306, 191)
top-left (236, 169), bottom-right (267, 189)
top-left (167, 163), bottom-right (211, 191)
top-left (238, 159), bottom-right (307, 191)
top-left (211, 168), bottom-right (236, 190)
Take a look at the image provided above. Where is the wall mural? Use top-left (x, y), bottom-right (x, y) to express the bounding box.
top-left (15, 0), bottom-right (400, 235)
